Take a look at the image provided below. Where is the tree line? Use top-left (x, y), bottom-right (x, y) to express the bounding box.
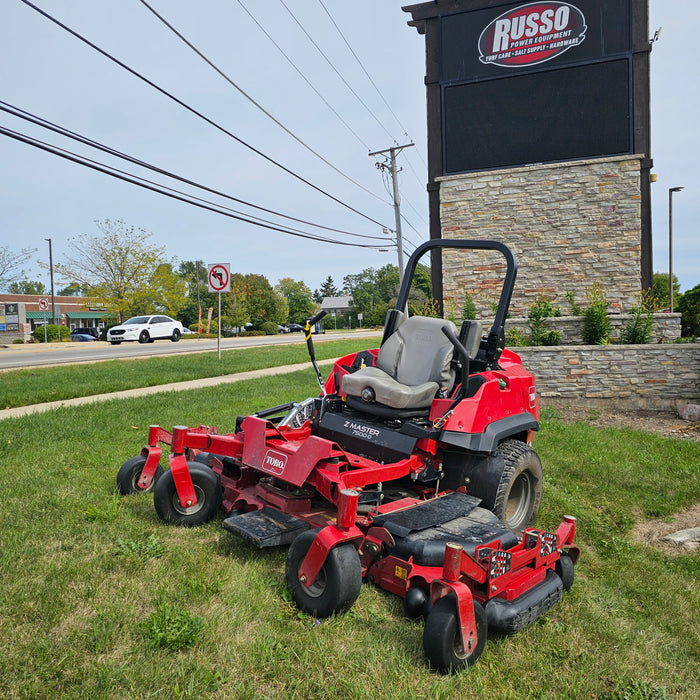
top-left (0, 219), bottom-right (432, 333)
top-left (3, 219), bottom-right (698, 336)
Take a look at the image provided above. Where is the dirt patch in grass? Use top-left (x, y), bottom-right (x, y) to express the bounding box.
top-left (547, 404), bottom-right (700, 554)
top-left (550, 405), bottom-right (700, 443)
top-left (630, 502), bottom-right (700, 555)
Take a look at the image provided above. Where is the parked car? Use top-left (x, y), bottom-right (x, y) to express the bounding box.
top-left (70, 327), bottom-right (100, 342)
top-left (285, 323), bottom-right (305, 333)
top-left (107, 315), bottom-right (184, 345)
top-left (278, 325), bottom-right (290, 333)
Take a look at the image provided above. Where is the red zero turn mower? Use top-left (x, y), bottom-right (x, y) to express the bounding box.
top-left (117, 239), bottom-right (578, 672)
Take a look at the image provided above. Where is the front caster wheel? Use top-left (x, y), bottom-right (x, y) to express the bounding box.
top-left (116, 455), bottom-right (163, 495)
top-left (153, 463), bottom-right (222, 526)
top-left (423, 596), bottom-right (487, 673)
top-left (556, 552), bottom-right (575, 591)
top-left (285, 529), bottom-right (362, 618)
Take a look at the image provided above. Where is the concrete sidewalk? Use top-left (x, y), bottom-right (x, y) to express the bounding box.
top-left (0, 359), bottom-right (336, 421)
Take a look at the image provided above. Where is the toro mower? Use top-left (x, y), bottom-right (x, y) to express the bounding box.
top-left (117, 239), bottom-right (578, 672)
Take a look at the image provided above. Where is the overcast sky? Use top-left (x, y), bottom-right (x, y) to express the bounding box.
top-left (1, 0), bottom-right (697, 297)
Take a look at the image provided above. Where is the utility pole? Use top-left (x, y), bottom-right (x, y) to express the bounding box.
top-left (369, 143), bottom-right (413, 284)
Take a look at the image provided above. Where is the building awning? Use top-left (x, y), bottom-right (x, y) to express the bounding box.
top-left (26, 310), bottom-right (59, 319)
top-left (64, 311), bottom-right (109, 319)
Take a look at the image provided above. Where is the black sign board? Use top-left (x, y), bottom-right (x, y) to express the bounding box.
top-left (444, 58), bottom-right (631, 173)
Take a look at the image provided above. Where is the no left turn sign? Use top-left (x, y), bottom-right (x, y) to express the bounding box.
top-left (207, 263), bottom-right (231, 293)
top-left (38, 297), bottom-right (49, 311)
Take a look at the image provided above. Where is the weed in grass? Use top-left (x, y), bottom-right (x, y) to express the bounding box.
top-left (182, 571), bottom-right (225, 598)
top-left (140, 601), bottom-right (204, 650)
top-left (601, 678), bottom-right (670, 700)
top-left (115, 533), bottom-right (167, 560)
top-left (83, 491), bottom-right (122, 522)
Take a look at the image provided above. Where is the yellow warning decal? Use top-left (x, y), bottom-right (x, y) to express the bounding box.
top-left (395, 565), bottom-right (408, 580)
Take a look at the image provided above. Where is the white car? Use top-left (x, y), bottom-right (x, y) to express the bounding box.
top-left (107, 315), bottom-right (184, 345)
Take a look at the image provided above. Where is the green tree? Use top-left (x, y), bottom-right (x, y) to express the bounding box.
top-left (652, 272), bottom-right (680, 310)
top-left (177, 260), bottom-right (217, 329)
top-left (144, 263), bottom-right (187, 317)
top-left (0, 245), bottom-right (36, 292)
top-left (54, 219), bottom-right (173, 322)
top-left (57, 282), bottom-right (85, 296)
top-left (276, 278), bottom-right (315, 323)
top-left (677, 283), bottom-right (700, 337)
top-left (242, 274), bottom-right (287, 329)
top-left (314, 275), bottom-right (340, 304)
top-left (8, 280), bottom-right (46, 295)
top-left (224, 273), bottom-right (250, 334)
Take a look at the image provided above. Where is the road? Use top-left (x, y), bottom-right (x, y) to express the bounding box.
top-left (0, 330), bottom-right (382, 370)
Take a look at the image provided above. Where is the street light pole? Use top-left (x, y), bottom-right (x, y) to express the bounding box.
top-left (669, 187), bottom-right (683, 312)
top-left (44, 237), bottom-right (58, 341)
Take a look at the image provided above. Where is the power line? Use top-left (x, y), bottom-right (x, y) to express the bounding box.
top-left (234, 0), bottom-right (371, 152)
top-left (278, 0), bottom-right (395, 143)
top-left (137, 0), bottom-right (388, 206)
top-left (0, 100), bottom-right (385, 241)
top-left (317, 0), bottom-right (411, 141)
top-left (19, 0), bottom-right (388, 229)
top-left (0, 124), bottom-right (389, 250)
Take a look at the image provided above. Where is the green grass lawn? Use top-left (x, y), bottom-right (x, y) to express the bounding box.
top-left (0, 369), bottom-right (698, 699)
top-left (0, 338), bottom-right (374, 409)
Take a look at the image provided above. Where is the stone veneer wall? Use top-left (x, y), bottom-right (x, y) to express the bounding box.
top-left (515, 344), bottom-right (700, 410)
top-left (438, 155), bottom-right (644, 318)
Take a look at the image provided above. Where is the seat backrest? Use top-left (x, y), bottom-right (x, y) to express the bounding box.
top-left (377, 316), bottom-right (458, 388)
top-left (459, 320), bottom-right (483, 360)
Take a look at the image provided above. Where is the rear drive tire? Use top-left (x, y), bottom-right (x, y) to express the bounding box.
top-left (171, 329), bottom-right (181, 342)
top-left (116, 455), bottom-right (163, 495)
top-left (285, 530), bottom-right (362, 618)
top-left (153, 463), bottom-right (222, 526)
top-left (423, 596), bottom-right (487, 672)
top-left (492, 440), bottom-right (543, 534)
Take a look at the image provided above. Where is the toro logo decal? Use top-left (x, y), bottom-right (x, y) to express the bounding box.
top-left (261, 449), bottom-right (287, 476)
top-left (478, 2), bottom-right (586, 68)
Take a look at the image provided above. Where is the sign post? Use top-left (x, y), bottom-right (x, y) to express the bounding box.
top-left (38, 297), bottom-right (49, 343)
top-left (207, 264), bottom-right (231, 360)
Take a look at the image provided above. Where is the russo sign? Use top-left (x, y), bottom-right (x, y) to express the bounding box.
top-left (479, 2), bottom-right (587, 68)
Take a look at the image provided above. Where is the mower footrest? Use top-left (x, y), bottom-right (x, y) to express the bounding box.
top-left (484, 570), bottom-right (563, 633)
top-left (222, 507), bottom-right (310, 548)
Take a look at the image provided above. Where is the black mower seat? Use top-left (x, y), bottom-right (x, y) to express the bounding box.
top-left (373, 492), bottom-right (518, 567)
top-left (341, 315), bottom-right (458, 410)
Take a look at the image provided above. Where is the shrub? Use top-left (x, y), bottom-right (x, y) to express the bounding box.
top-left (621, 293), bottom-right (654, 345)
top-left (506, 327), bottom-right (529, 347)
top-left (261, 321), bottom-right (278, 335)
top-left (582, 283), bottom-right (610, 345)
top-left (564, 290), bottom-right (582, 316)
top-left (12, 338), bottom-right (24, 344)
top-left (31, 324), bottom-right (70, 342)
top-left (621, 307), bottom-right (653, 344)
top-left (463, 293), bottom-right (477, 320)
top-left (527, 295), bottom-right (561, 346)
